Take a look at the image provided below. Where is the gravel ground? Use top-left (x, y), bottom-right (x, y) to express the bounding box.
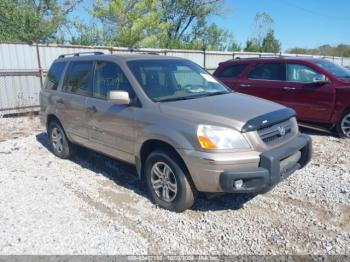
top-left (0, 115), bottom-right (349, 255)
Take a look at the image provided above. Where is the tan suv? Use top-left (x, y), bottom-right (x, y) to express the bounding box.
top-left (40, 52), bottom-right (312, 212)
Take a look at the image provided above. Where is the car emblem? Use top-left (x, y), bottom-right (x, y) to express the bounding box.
top-left (277, 126), bottom-right (286, 136)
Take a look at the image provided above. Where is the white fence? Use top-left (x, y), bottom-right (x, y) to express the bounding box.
top-left (1, 42), bottom-right (350, 115)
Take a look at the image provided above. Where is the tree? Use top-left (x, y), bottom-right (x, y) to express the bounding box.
top-left (70, 21), bottom-right (112, 46)
top-left (0, 0), bottom-right (81, 43)
top-left (186, 24), bottom-right (240, 51)
top-left (158, 0), bottom-right (222, 48)
top-left (253, 12), bottom-right (274, 47)
top-left (287, 44), bottom-right (350, 57)
top-left (244, 39), bottom-right (261, 52)
top-left (261, 30), bottom-right (281, 53)
top-left (91, 0), bottom-right (168, 48)
top-left (90, 0), bottom-right (232, 50)
top-left (244, 12), bottom-right (281, 53)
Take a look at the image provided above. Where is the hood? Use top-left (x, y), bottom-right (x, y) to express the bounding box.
top-left (159, 93), bottom-right (286, 131)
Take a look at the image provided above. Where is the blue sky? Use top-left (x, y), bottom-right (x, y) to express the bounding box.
top-left (71, 0), bottom-right (350, 51)
top-left (212, 0), bottom-right (350, 50)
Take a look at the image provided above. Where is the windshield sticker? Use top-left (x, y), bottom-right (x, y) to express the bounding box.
top-left (200, 73), bottom-right (219, 83)
top-left (188, 87), bottom-right (205, 93)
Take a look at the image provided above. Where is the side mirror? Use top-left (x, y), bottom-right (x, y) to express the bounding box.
top-left (107, 91), bottom-right (130, 105)
top-left (313, 74), bottom-right (329, 84)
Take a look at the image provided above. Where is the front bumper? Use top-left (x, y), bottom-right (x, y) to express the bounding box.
top-left (180, 134), bottom-right (312, 193)
top-left (219, 134), bottom-right (312, 193)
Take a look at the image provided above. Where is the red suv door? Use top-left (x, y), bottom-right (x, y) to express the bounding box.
top-left (281, 63), bottom-right (334, 123)
top-left (215, 63), bottom-right (249, 91)
top-left (236, 62), bottom-right (286, 104)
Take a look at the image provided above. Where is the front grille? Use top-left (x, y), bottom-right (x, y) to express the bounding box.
top-left (258, 118), bottom-right (294, 145)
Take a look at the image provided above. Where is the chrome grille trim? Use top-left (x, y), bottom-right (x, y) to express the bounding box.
top-left (258, 118), bottom-right (295, 145)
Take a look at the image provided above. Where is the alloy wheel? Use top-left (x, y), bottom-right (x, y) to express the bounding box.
top-left (51, 127), bottom-right (64, 153)
top-left (341, 113), bottom-right (350, 138)
top-left (150, 162), bottom-right (178, 202)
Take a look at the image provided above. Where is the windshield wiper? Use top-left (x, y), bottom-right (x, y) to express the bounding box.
top-left (205, 91), bottom-right (230, 96)
top-left (157, 96), bottom-right (194, 102)
top-left (157, 91), bottom-right (229, 102)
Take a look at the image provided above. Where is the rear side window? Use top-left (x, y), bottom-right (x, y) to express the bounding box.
top-left (93, 61), bottom-right (133, 99)
top-left (62, 61), bottom-right (93, 96)
top-left (44, 62), bottom-right (66, 90)
top-left (217, 64), bottom-right (248, 78)
top-left (248, 63), bottom-right (285, 81)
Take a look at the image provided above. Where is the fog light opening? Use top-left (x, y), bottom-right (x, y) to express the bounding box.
top-left (234, 179), bottom-right (244, 189)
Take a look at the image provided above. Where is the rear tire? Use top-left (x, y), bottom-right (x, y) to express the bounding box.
top-left (336, 109), bottom-right (350, 139)
top-left (144, 149), bottom-right (196, 212)
top-left (48, 120), bottom-right (76, 159)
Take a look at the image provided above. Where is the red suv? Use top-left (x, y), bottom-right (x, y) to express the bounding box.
top-left (214, 57), bottom-right (350, 138)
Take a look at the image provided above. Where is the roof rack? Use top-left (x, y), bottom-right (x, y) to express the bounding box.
top-left (58, 51), bottom-right (104, 58)
top-left (223, 55), bottom-right (292, 63)
top-left (145, 52), bottom-right (160, 55)
top-left (127, 48), bottom-right (160, 55)
top-left (235, 55), bottom-right (287, 60)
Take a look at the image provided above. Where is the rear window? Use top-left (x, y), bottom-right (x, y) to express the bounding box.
top-left (217, 64), bottom-right (248, 78)
top-left (62, 61), bottom-right (93, 96)
top-left (248, 63), bottom-right (285, 81)
top-left (44, 62), bottom-right (66, 90)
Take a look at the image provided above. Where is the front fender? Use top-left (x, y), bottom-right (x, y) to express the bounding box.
top-left (136, 124), bottom-right (195, 152)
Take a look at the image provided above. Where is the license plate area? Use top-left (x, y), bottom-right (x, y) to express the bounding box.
top-left (279, 151), bottom-right (301, 178)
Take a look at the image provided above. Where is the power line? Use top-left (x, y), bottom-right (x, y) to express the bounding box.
top-left (279, 0), bottom-right (350, 21)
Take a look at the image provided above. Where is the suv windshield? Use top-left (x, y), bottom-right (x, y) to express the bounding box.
top-left (315, 59), bottom-right (350, 80)
top-left (128, 59), bottom-right (230, 102)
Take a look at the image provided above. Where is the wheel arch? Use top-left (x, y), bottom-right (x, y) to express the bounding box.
top-left (46, 114), bottom-right (72, 142)
top-left (137, 139), bottom-right (197, 191)
top-left (46, 114), bottom-right (62, 130)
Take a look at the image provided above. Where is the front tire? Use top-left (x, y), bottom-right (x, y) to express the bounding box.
top-left (144, 150), bottom-right (196, 212)
top-left (337, 109), bottom-right (350, 139)
top-left (48, 120), bottom-right (76, 159)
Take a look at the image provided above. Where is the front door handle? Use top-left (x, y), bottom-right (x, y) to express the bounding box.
top-left (283, 87), bottom-right (296, 91)
top-left (239, 84), bottom-right (251, 88)
top-left (87, 105), bottom-right (98, 113)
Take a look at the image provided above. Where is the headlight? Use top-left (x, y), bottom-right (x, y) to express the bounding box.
top-left (197, 125), bottom-right (250, 150)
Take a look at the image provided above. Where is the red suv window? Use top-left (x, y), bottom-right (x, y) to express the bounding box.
top-left (248, 63), bottom-right (285, 81)
top-left (217, 64), bottom-right (248, 78)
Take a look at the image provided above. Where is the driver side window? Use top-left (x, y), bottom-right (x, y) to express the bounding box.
top-left (93, 61), bottom-right (133, 99)
top-left (287, 64), bottom-right (318, 83)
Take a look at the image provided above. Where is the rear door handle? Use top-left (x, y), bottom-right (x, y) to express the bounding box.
top-left (283, 87), bottom-right (296, 91)
top-left (239, 84), bottom-right (251, 88)
top-left (56, 98), bottom-right (64, 104)
top-left (87, 105), bottom-right (98, 113)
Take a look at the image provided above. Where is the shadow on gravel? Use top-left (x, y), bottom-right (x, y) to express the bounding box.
top-left (192, 193), bottom-right (257, 211)
top-left (36, 132), bottom-right (257, 212)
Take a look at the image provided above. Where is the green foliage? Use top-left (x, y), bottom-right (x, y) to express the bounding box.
top-left (253, 12), bottom-right (274, 46)
top-left (86, 0), bottom-right (240, 51)
top-left (244, 12), bottom-right (281, 53)
top-left (70, 21), bottom-right (112, 46)
top-left (261, 30), bottom-right (281, 53)
top-left (158, 0), bottom-right (219, 48)
top-left (173, 23), bottom-right (241, 51)
top-left (288, 44), bottom-right (350, 57)
top-left (90, 0), bottom-right (168, 48)
top-left (244, 39), bottom-right (261, 52)
top-left (0, 0), bottom-right (80, 43)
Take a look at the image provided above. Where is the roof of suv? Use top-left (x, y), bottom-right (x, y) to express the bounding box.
top-left (55, 53), bottom-right (186, 62)
top-left (219, 56), bottom-right (326, 65)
